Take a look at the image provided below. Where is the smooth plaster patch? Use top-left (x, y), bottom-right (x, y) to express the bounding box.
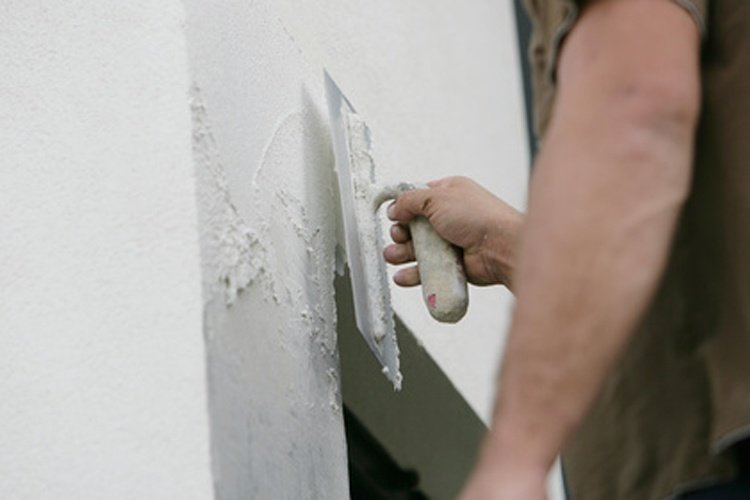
top-left (190, 82), bottom-right (347, 498)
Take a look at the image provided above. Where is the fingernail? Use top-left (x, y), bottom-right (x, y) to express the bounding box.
top-left (387, 202), bottom-right (396, 220)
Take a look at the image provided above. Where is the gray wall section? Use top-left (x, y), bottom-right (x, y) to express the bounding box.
top-left (337, 274), bottom-right (486, 500)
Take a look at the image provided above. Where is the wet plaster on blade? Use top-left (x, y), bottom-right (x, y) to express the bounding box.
top-left (344, 109), bottom-right (401, 388)
top-left (190, 86), bottom-right (347, 497)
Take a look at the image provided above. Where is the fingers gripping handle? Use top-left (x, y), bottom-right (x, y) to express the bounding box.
top-left (376, 184), bottom-right (469, 323)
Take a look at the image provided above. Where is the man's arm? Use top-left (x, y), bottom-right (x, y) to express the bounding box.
top-left (462, 0), bottom-right (701, 497)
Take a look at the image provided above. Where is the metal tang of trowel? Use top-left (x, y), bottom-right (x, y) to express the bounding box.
top-left (324, 71), bottom-right (469, 390)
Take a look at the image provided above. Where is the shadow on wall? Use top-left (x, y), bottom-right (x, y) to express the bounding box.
top-left (344, 406), bottom-right (428, 500)
top-left (336, 273), bottom-right (486, 500)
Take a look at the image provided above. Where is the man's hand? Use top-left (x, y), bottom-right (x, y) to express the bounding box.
top-left (384, 176), bottom-right (523, 290)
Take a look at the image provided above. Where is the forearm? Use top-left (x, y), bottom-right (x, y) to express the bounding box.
top-left (487, 110), bottom-right (693, 475)
top-left (480, 0), bottom-right (700, 475)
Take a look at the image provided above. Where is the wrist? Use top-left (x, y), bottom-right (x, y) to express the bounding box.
top-left (461, 456), bottom-right (548, 500)
top-left (476, 423), bottom-right (554, 481)
top-left (480, 210), bottom-right (523, 289)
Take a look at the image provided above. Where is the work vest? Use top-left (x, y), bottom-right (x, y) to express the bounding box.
top-left (523, 1), bottom-right (750, 498)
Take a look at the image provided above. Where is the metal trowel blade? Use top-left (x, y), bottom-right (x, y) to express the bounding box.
top-left (324, 71), bottom-right (401, 390)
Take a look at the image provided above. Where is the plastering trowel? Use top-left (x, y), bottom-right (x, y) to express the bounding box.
top-left (324, 71), bottom-right (468, 390)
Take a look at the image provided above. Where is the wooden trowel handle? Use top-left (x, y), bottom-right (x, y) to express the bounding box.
top-left (375, 184), bottom-right (468, 323)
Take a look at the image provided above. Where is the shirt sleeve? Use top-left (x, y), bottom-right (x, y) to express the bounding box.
top-left (521, 0), bottom-right (707, 140)
top-left (673, 0), bottom-right (707, 37)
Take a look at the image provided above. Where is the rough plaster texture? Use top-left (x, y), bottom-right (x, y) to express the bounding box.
top-left (0, 2), bottom-right (213, 498)
top-left (184, 0), bottom-right (348, 497)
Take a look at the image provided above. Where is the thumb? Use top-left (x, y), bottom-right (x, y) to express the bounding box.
top-left (387, 188), bottom-right (436, 223)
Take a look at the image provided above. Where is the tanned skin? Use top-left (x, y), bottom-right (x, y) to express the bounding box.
top-left (385, 1), bottom-right (701, 497)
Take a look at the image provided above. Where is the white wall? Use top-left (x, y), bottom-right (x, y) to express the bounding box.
top-left (0, 2), bottom-right (213, 498)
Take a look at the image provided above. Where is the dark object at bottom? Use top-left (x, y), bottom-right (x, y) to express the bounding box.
top-left (681, 440), bottom-right (750, 499)
top-left (344, 406), bottom-right (429, 500)
top-left (680, 482), bottom-right (750, 500)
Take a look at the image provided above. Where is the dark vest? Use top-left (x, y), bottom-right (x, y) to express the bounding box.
top-left (523, 1), bottom-right (750, 498)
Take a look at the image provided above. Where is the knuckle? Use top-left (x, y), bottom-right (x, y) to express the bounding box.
top-left (442, 176), bottom-right (458, 187)
top-left (454, 175), bottom-right (470, 186)
top-left (398, 191), bottom-right (415, 208)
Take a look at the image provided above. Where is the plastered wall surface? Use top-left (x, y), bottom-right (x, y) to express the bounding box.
top-left (183, 0), bottom-right (539, 495)
top-left (0, 2), bottom-right (214, 499)
top-left (183, 0), bottom-right (349, 497)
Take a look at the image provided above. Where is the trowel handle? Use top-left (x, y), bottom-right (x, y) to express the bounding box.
top-left (375, 183), bottom-right (468, 323)
top-left (408, 216), bottom-right (468, 322)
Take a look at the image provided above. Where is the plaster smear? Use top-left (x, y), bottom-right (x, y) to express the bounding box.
top-left (190, 82), bottom-right (347, 498)
top-left (191, 85), bottom-right (341, 364)
top-left (191, 90), bottom-right (263, 306)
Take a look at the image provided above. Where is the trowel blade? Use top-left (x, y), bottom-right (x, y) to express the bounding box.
top-left (324, 71), bottom-right (401, 390)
